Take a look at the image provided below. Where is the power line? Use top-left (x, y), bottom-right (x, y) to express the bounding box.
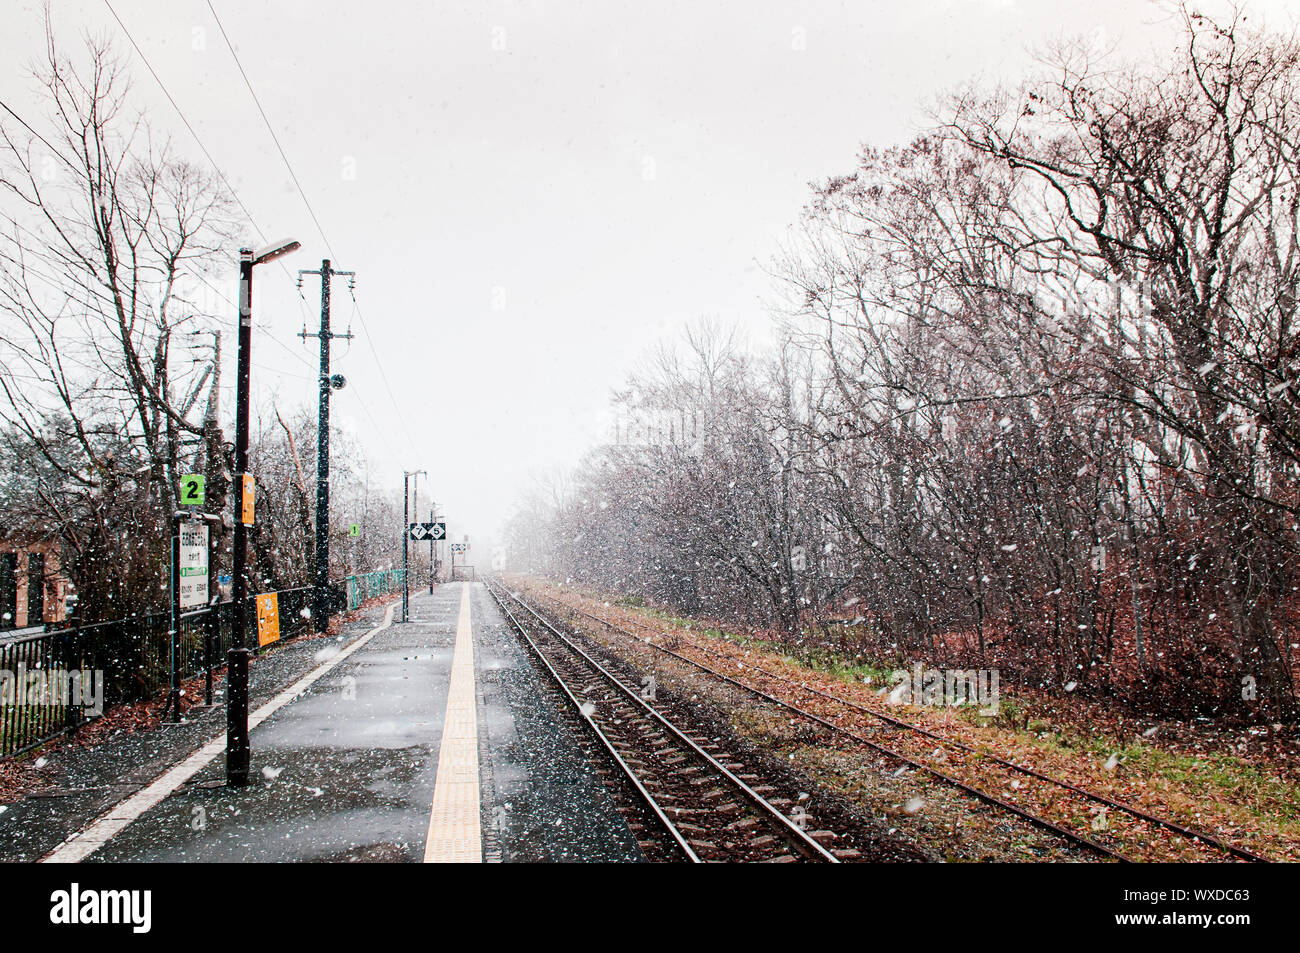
top-left (343, 379), bottom-right (401, 460)
top-left (93, 2), bottom-right (414, 456)
top-left (0, 98), bottom-right (78, 174)
top-left (346, 285), bottom-right (417, 446)
top-left (7, 198), bottom-right (386, 455)
top-left (201, 1), bottom-right (417, 448)
top-left (88, 5), bottom-right (343, 390)
top-left (2, 88), bottom-right (259, 338)
top-left (97, 1), bottom-right (322, 370)
top-left (99, 0), bottom-right (318, 323)
top-left (4, 217), bottom-right (315, 377)
top-left (100, 0), bottom-right (269, 247)
top-left (202, 0), bottom-right (331, 260)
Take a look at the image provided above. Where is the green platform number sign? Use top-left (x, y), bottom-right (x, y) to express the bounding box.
top-left (180, 474), bottom-right (205, 506)
top-left (349, 523), bottom-right (360, 537)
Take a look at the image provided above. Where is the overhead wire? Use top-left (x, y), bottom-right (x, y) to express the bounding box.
top-left (94, 2), bottom-right (397, 424)
top-left (4, 214), bottom-right (315, 377)
top-left (101, 0), bottom-right (269, 248)
top-left (201, 0), bottom-right (418, 449)
top-left (8, 2), bottom-right (409, 460)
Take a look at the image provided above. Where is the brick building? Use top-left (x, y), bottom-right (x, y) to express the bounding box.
top-left (0, 538), bottom-right (70, 631)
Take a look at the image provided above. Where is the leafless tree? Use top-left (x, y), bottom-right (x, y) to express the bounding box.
top-left (946, 6), bottom-right (1300, 717)
top-left (0, 22), bottom-right (237, 619)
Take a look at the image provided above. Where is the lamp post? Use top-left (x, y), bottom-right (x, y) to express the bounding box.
top-left (228, 239), bottom-right (300, 787)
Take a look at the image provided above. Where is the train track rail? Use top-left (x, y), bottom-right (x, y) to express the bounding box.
top-left (484, 579), bottom-right (842, 863)
top-left (525, 585), bottom-right (1274, 864)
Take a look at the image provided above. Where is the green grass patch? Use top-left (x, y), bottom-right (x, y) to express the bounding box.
top-left (1023, 728), bottom-right (1300, 830)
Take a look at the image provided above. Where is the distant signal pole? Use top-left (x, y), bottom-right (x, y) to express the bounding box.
top-left (402, 469), bottom-right (425, 622)
top-left (299, 260), bottom-right (355, 635)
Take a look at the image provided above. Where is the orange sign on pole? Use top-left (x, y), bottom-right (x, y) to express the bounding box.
top-left (240, 473), bottom-right (255, 525)
top-left (256, 592), bottom-right (280, 647)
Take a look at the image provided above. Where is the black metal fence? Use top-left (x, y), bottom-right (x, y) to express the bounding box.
top-left (2, 584), bottom-right (320, 758)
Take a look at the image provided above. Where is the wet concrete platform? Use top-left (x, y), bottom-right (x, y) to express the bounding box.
top-left (81, 582), bottom-right (640, 862)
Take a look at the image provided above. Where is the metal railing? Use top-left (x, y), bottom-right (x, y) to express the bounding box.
top-left (2, 570), bottom-right (408, 758)
top-left (3, 583), bottom-right (320, 758)
top-left (0, 626), bottom-right (80, 760)
top-left (345, 569), bottom-right (406, 611)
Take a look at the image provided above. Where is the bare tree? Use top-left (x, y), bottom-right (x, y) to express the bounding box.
top-left (0, 24), bottom-right (238, 618)
top-left (945, 7), bottom-right (1300, 717)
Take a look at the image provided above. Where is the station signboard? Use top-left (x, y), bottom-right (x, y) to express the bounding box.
top-left (178, 522), bottom-right (209, 610)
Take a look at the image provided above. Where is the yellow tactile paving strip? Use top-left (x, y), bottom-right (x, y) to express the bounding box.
top-left (423, 584), bottom-right (482, 863)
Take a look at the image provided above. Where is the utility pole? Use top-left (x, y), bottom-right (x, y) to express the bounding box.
top-left (429, 505), bottom-right (436, 593)
top-left (228, 239), bottom-right (299, 787)
top-left (299, 260), bottom-right (354, 635)
top-left (200, 330), bottom-right (227, 574)
top-left (201, 329), bottom-right (222, 480)
top-left (401, 469), bottom-right (424, 622)
top-left (198, 327), bottom-right (227, 527)
top-left (402, 473), bottom-right (408, 622)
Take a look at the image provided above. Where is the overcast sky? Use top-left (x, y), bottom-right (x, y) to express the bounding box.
top-left (3, 0), bottom-right (1297, 555)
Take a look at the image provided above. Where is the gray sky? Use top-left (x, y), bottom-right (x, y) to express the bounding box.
top-left (4, 0), bottom-right (1297, 551)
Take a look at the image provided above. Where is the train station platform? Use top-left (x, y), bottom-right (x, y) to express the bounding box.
top-left (26, 583), bottom-right (641, 863)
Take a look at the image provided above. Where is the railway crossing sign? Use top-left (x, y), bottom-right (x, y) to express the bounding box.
top-left (408, 521), bottom-right (445, 541)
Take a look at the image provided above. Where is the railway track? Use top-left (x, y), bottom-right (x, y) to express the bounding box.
top-left (485, 579), bottom-right (844, 863)
top-left (524, 584), bottom-right (1274, 864)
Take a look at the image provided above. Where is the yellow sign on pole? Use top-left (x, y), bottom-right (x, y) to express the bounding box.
top-left (240, 473), bottom-right (255, 526)
top-left (256, 592), bottom-right (280, 647)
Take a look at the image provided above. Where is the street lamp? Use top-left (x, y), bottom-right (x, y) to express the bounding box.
top-left (228, 238), bottom-right (300, 787)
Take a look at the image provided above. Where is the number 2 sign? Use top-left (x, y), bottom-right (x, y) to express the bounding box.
top-left (180, 474), bottom-right (205, 505)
